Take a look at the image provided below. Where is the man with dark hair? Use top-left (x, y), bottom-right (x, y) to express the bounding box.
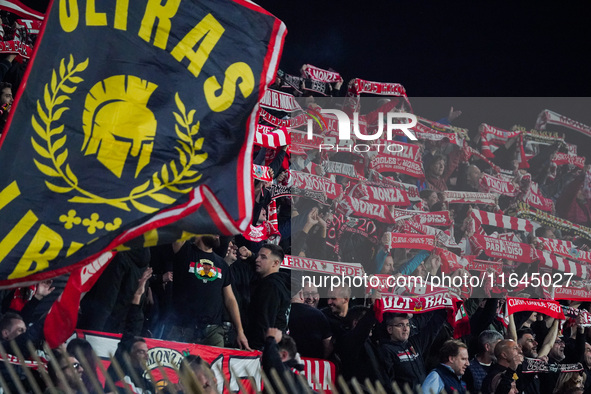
top-left (262, 328), bottom-right (309, 394)
top-left (0, 311), bottom-right (26, 341)
top-left (466, 330), bottom-right (504, 393)
top-left (170, 235), bottom-right (249, 349)
top-left (246, 244), bottom-right (290, 350)
top-left (47, 351), bottom-right (86, 393)
top-left (517, 328), bottom-right (539, 358)
top-left (379, 310), bottom-right (447, 390)
top-left (422, 339), bottom-right (470, 394)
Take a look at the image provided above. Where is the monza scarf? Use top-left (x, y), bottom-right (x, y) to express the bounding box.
top-left (479, 173), bottom-right (518, 197)
top-left (392, 209), bottom-right (453, 227)
top-left (258, 108), bottom-right (307, 128)
top-left (505, 297), bottom-right (565, 320)
top-left (301, 64), bottom-right (343, 83)
top-left (462, 143), bottom-right (502, 173)
top-left (536, 109), bottom-right (591, 139)
top-left (277, 69), bottom-right (303, 93)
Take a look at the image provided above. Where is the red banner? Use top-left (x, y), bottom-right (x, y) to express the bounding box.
top-left (506, 297), bottom-right (565, 320)
top-left (554, 286), bottom-right (591, 301)
top-left (73, 330), bottom-right (336, 394)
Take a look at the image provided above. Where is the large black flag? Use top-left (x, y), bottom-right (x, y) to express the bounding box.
top-left (0, 0), bottom-right (286, 285)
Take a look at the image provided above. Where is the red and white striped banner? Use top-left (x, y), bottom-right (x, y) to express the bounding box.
top-left (470, 209), bottom-right (533, 232)
top-left (536, 250), bottom-right (587, 278)
top-left (0, 0), bottom-right (44, 19)
top-left (539, 237), bottom-right (591, 263)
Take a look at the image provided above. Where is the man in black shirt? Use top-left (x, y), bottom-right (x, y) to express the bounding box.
top-left (246, 244), bottom-right (291, 350)
top-left (168, 235), bottom-right (249, 349)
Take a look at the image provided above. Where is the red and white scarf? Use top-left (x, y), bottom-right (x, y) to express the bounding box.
top-left (552, 152), bottom-right (585, 169)
top-left (301, 64), bottom-right (343, 83)
top-left (443, 191), bottom-right (497, 206)
top-left (389, 233), bottom-right (436, 250)
top-left (281, 255), bottom-right (365, 276)
top-left (470, 209), bottom-right (533, 232)
top-left (370, 153), bottom-right (424, 179)
top-left (479, 173), bottom-right (518, 197)
top-left (536, 250), bottom-right (587, 278)
top-left (473, 234), bottom-right (535, 263)
top-left (254, 125), bottom-right (290, 148)
top-left (259, 89), bottom-right (301, 112)
top-left (290, 171), bottom-right (343, 200)
top-left (536, 109), bottom-right (591, 138)
top-left (538, 237), bottom-right (591, 264)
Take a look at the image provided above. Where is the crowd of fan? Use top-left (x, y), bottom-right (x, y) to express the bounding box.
top-left (2, 28), bottom-right (591, 393)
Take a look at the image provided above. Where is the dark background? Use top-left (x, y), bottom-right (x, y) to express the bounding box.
top-left (255, 0), bottom-right (591, 156)
top-left (23, 1), bottom-right (591, 155)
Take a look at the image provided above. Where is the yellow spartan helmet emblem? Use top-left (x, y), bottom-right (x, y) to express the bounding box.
top-left (82, 75), bottom-right (158, 178)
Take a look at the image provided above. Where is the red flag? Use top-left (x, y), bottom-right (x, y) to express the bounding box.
top-left (43, 252), bottom-right (114, 348)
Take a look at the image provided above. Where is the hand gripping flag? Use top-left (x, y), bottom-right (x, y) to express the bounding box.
top-left (0, 0), bottom-right (286, 285)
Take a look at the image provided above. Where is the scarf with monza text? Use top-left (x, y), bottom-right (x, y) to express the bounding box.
top-left (301, 64), bottom-right (343, 83)
top-left (479, 173), bottom-right (518, 197)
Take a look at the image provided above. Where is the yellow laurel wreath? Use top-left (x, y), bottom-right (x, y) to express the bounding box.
top-left (31, 55), bottom-right (208, 214)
